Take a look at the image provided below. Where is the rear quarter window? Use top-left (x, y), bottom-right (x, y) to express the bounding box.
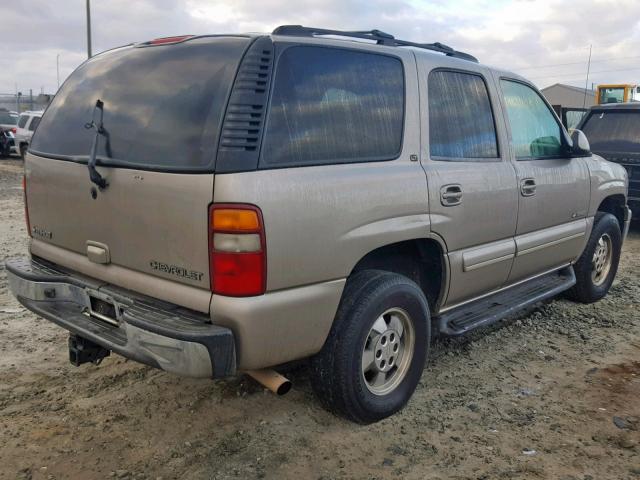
top-left (18, 115), bottom-right (29, 128)
top-left (28, 116), bottom-right (41, 131)
top-left (260, 46), bottom-right (405, 168)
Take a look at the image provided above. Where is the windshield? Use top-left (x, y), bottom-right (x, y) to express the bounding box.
top-left (581, 110), bottom-right (640, 153)
top-left (599, 88), bottom-right (626, 104)
top-left (31, 36), bottom-right (250, 171)
top-left (0, 112), bottom-right (18, 125)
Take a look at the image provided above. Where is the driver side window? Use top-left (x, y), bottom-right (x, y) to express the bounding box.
top-left (501, 80), bottom-right (564, 160)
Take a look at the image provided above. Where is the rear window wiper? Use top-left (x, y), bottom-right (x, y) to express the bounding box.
top-left (84, 99), bottom-right (112, 190)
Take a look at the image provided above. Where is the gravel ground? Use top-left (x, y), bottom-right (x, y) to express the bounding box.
top-left (1, 158), bottom-right (639, 480)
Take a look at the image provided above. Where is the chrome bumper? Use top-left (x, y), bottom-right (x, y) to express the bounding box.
top-left (5, 256), bottom-right (236, 378)
top-left (623, 206), bottom-right (632, 243)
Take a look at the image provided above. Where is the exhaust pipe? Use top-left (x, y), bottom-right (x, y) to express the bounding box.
top-left (245, 369), bottom-right (292, 395)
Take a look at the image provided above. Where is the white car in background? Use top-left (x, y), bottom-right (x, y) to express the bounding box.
top-left (15, 110), bottom-right (43, 159)
top-left (0, 109), bottom-right (19, 156)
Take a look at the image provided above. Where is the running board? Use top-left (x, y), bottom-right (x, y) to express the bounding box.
top-left (437, 267), bottom-right (576, 336)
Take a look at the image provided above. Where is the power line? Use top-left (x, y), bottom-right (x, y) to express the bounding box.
top-left (515, 54), bottom-right (640, 71)
top-left (528, 65), bottom-right (640, 80)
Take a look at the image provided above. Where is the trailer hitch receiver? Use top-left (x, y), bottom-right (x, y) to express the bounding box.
top-left (68, 334), bottom-right (110, 366)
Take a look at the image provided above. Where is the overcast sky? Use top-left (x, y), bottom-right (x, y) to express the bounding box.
top-left (2, 0), bottom-right (639, 95)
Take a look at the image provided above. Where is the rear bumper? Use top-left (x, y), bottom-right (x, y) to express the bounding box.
top-left (5, 256), bottom-right (236, 378)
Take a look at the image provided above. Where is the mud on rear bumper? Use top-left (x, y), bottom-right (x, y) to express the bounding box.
top-left (5, 256), bottom-right (236, 378)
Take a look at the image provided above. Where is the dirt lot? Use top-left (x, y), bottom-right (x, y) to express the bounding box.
top-left (1, 158), bottom-right (639, 480)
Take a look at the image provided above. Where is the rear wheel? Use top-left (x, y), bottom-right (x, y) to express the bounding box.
top-left (567, 212), bottom-right (621, 303)
top-left (310, 270), bottom-right (430, 424)
top-left (0, 137), bottom-right (9, 158)
top-left (20, 144), bottom-right (27, 160)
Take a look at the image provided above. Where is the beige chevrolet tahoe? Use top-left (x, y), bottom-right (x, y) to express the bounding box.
top-left (6, 26), bottom-right (632, 424)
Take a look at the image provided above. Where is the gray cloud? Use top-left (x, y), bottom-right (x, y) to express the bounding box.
top-left (1, 0), bottom-right (639, 95)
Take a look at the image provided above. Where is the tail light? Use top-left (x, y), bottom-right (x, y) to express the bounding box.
top-left (10, 127), bottom-right (16, 134)
top-left (208, 204), bottom-right (266, 296)
top-left (22, 175), bottom-right (31, 237)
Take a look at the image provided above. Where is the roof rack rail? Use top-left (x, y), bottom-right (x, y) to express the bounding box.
top-left (272, 25), bottom-right (478, 63)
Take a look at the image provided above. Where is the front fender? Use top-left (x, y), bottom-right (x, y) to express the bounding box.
top-left (584, 154), bottom-right (629, 216)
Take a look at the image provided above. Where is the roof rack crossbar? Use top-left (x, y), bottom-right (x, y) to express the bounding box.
top-left (272, 25), bottom-right (478, 63)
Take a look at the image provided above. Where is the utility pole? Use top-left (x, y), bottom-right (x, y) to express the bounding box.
top-left (86, 0), bottom-right (92, 58)
top-left (56, 54), bottom-right (60, 90)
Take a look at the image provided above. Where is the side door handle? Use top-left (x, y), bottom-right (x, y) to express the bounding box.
top-left (440, 184), bottom-right (463, 206)
top-left (520, 178), bottom-right (537, 197)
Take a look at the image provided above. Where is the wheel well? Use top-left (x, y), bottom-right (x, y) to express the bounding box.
top-left (598, 195), bottom-right (626, 229)
top-left (351, 239), bottom-right (445, 311)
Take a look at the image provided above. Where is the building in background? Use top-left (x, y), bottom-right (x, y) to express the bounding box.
top-left (541, 83), bottom-right (596, 129)
top-left (541, 83), bottom-right (596, 108)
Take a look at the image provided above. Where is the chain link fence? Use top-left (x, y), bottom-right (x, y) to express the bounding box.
top-left (0, 92), bottom-right (52, 113)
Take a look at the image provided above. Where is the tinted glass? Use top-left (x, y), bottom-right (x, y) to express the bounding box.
top-left (262, 46), bottom-right (404, 167)
top-left (28, 116), bottom-right (40, 131)
top-left (428, 71), bottom-right (498, 159)
top-left (501, 80), bottom-right (563, 159)
top-left (18, 115), bottom-right (28, 128)
top-left (0, 112), bottom-right (17, 125)
top-left (31, 37), bottom-right (250, 170)
top-left (581, 111), bottom-right (640, 153)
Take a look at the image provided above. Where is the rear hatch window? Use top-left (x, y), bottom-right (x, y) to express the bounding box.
top-left (31, 36), bottom-right (250, 171)
top-left (581, 110), bottom-right (640, 153)
top-left (0, 112), bottom-right (17, 125)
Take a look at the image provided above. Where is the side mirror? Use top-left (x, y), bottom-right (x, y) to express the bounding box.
top-left (569, 129), bottom-right (590, 156)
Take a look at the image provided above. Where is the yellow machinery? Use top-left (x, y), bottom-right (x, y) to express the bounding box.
top-left (596, 84), bottom-right (639, 104)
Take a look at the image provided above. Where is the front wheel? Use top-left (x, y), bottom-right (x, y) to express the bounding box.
top-left (567, 212), bottom-right (622, 303)
top-left (310, 270), bottom-right (430, 424)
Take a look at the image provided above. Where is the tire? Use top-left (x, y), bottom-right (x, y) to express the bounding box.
top-left (310, 270), bottom-right (430, 424)
top-left (567, 212), bottom-right (621, 303)
top-left (20, 144), bottom-right (27, 160)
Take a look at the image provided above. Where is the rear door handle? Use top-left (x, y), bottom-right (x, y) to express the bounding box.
top-left (520, 178), bottom-right (537, 197)
top-left (440, 184), bottom-right (463, 206)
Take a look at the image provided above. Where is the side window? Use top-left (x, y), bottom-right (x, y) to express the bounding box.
top-left (428, 70), bottom-right (498, 160)
top-left (18, 115), bottom-right (28, 128)
top-left (28, 117), bottom-right (40, 131)
top-left (261, 46), bottom-right (404, 167)
top-left (500, 80), bottom-right (564, 159)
